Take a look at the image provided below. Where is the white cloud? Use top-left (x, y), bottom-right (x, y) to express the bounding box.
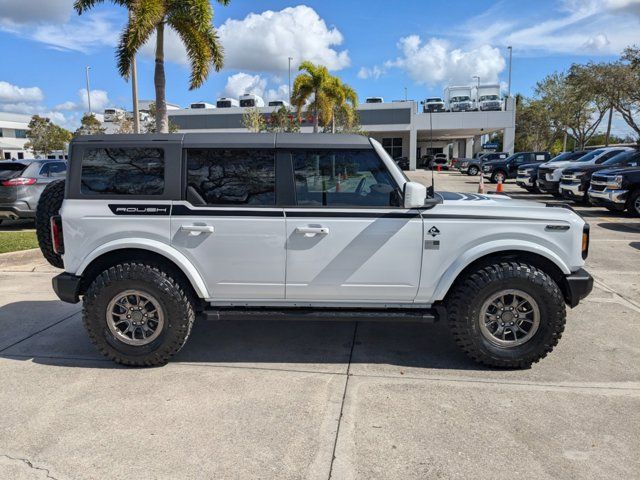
top-left (78, 88), bottom-right (110, 111)
top-left (218, 6), bottom-right (349, 72)
top-left (0, 81), bottom-right (44, 103)
top-left (30, 12), bottom-right (119, 53)
top-left (357, 66), bottom-right (384, 80)
top-left (383, 36), bottom-right (505, 86)
top-left (463, 0), bottom-right (640, 56)
top-left (54, 101), bottom-right (78, 111)
top-left (0, 0), bottom-right (74, 25)
top-left (219, 72), bottom-right (288, 102)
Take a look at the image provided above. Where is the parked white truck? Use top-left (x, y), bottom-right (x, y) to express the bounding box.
top-left (476, 84), bottom-right (502, 111)
top-left (445, 86), bottom-right (474, 112)
top-left (35, 133), bottom-right (593, 368)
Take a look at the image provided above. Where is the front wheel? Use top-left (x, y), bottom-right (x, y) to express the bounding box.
top-left (445, 261), bottom-right (566, 368)
top-left (468, 166), bottom-right (479, 176)
top-left (627, 190), bottom-right (640, 217)
top-left (490, 171), bottom-right (505, 184)
top-left (83, 263), bottom-right (195, 366)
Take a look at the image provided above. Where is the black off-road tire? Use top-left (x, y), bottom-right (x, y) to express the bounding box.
top-left (468, 166), bottom-right (479, 176)
top-left (627, 189), bottom-right (640, 217)
top-left (446, 261), bottom-right (566, 369)
top-left (83, 263), bottom-right (195, 366)
top-left (35, 179), bottom-right (65, 268)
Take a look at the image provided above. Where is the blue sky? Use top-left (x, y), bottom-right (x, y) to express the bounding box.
top-left (0, 0), bottom-right (638, 134)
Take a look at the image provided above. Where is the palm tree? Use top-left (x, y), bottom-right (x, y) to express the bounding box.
top-left (291, 61), bottom-right (334, 133)
top-left (325, 77), bottom-right (358, 133)
top-left (75, 0), bottom-right (228, 133)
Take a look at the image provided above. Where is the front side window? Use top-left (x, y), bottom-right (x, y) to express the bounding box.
top-left (81, 148), bottom-right (164, 195)
top-left (292, 149), bottom-right (401, 207)
top-left (186, 149), bottom-right (276, 206)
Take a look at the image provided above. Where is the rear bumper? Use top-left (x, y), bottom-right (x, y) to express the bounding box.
top-left (564, 268), bottom-right (594, 308)
top-left (52, 272), bottom-right (81, 304)
top-left (0, 202), bottom-right (35, 219)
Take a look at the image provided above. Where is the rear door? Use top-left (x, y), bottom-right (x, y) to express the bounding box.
top-left (283, 148), bottom-right (423, 303)
top-left (170, 147), bottom-right (285, 301)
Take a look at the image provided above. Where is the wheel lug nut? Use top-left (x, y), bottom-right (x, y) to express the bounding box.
top-left (127, 315), bottom-right (131, 319)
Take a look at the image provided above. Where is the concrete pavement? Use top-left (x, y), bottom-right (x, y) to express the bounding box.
top-left (0, 170), bottom-right (638, 479)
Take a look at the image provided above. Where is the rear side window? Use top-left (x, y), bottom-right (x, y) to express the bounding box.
top-left (0, 162), bottom-right (27, 180)
top-left (40, 162), bottom-right (66, 178)
top-left (292, 149), bottom-right (401, 207)
top-left (81, 148), bottom-right (164, 195)
top-left (186, 149), bottom-right (276, 206)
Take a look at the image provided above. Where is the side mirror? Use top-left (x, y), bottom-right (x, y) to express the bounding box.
top-left (403, 181), bottom-right (427, 208)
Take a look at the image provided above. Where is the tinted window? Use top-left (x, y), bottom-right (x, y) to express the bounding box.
top-left (292, 149), bottom-right (400, 207)
top-left (187, 149), bottom-right (275, 206)
top-left (0, 162), bottom-right (27, 180)
top-left (40, 162), bottom-right (66, 178)
top-left (81, 148), bottom-right (164, 195)
top-left (595, 150), bottom-right (624, 164)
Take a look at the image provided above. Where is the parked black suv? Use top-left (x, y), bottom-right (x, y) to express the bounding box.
top-left (458, 152), bottom-right (509, 176)
top-left (588, 166), bottom-right (640, 216)
top-left (560, 150), bottom-right (640, 202)
top-left (483, 152), bottom-right (551, 183)
top-left (516, 151), bottom-right (588, 193)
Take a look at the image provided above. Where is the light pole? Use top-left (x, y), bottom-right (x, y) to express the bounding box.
top-left (507, 46), bottom-right (513, 97)
top-left (131, 57), bottom-right (140, 133)
top-left (85, 66), bottom-right (92, 115)
top-left (288, 56), bottom-right (293, 104)
top-left (473, 75), bottom-right (480, 88)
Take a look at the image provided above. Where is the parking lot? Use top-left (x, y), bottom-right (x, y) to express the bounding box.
top-left (0, 170), bottom-right (638, 480)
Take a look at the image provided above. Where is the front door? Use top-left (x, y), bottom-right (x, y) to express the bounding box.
top-left (170, 148), bottom-right (285, 300)
top-left (284, 148), bottom-right (423, 303)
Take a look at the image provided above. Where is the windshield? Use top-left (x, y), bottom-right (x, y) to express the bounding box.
top-left (574, 149), bottom-right (605, 163)
top-left (451, 96), bottom-right (470, 102)
top-left (602, 151), bottom-right (638, 165)
top-left (426, 98), bottom-right (442, 102)
top-left (479, 95), bottom-right (499, 101)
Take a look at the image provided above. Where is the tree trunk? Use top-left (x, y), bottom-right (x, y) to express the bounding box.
top-left (313, 89), bottom-right (319, 133)
top-left (154, 22), bottom-right (168, 134)
top-left (605, 106), bottom-right (613, 146)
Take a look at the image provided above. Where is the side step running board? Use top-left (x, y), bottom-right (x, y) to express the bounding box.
top-left (200, 307), bottom-right (441, 323)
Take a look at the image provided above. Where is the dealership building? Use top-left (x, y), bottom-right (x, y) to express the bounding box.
top-left (166, 98), bottom-right (516, 170)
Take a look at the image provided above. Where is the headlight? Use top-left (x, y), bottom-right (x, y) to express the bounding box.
top-left (606, 175), bottom-right (624, 189)
top-left (483, 165), bottom-right (492, 171)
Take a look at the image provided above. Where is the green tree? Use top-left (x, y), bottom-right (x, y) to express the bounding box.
top-left (242, 106), bottom-right (266, 133)
top-left (25, 115), bottom-right (72, 156)
top-left (615, 46), bottom-right (640, 139)
top-left (325, 77), bottom-right (359, 133)
top-left (514, 97), bottom-right (560, 152)
top-left (143, 102), bottom-right (179, 133)
top-left (74, 113), bottom-right (107, 136)
top-left (265, 107), bottom-right (300, 133)
top-left (74, 0), bottom-right (228, 133)
top-left (291, 61), bottom-right (334, 133)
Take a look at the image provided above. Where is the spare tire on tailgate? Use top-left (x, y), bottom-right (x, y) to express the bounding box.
top-left (36, 179), bottom-right (65, 268)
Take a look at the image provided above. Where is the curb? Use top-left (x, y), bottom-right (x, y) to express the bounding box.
top-left (0, 248), bottom-right (45, 269)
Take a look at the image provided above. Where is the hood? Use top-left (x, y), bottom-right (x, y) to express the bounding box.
top-left (594, 166), bottom-right (640, 176)
top-left (436, 191), bottom-right (580, 222)
top-left (519, 162), bottom-right (541, 170)
top-left (539, 160), bottom-right (574, 170)
top-left (562, 164), bottom-right (602, 175)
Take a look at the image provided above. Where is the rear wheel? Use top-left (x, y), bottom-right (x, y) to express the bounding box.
top-left (445, 261), bottom-right (566, 368)
top-left (468, 166), bottom-right (479, 176)
top-left (83, 263), bottom-right (195, 366)
top-left (35, 179), bottom-right (65, 268)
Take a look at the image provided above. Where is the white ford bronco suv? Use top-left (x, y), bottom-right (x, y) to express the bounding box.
top-left (36, 133), bottom-right (593, 368)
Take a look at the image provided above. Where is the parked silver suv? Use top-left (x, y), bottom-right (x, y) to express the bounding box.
top-left (0, 159), bottom-right (67, 222)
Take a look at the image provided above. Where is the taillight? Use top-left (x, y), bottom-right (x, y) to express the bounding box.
top-left (1, 177), bottom-right (37, 186)
top-left (581, 223), bottom-right (590, 260)
top-left (50, 215), bottom-right (64, 255)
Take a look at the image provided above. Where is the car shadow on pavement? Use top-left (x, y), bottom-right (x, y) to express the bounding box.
top-left (597, 222), bottom-right (640, 234)
top-left (0, 305), bottom-right (491, 371)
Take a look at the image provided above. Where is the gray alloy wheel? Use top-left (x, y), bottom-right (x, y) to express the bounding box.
top-left (468, 166), bottom-right (479, 176)
top-left (479, 289), bottom-right (541, 347)
top-left (106, 289), bottom-right (165, 346)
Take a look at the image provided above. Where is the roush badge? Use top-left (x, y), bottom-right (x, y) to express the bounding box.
top-left (109, 204), bottom-right (171, 215)
top-left (428, 226), bottom-right (441, 237)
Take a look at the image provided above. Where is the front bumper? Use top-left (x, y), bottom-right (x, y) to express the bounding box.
top-left (52, 272), bottom-right (81, 304)
top-left (559, 181), bottom-right (586, 200)
top-left (588, 187), bottom-right (628, 205)
top-left (564, 268), bottom-right (594, 308)
top-left (516, 175), bottom-right (535, 187)
top-left (537, 178), bottom-right (560, 193)
top-left (0, 202), bottom-right (35, 219)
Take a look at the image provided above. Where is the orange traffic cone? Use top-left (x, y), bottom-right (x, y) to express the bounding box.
top-left (478, 173), bottom-right (485, 194)
top-left (496, 177), bottom-right (503, 193)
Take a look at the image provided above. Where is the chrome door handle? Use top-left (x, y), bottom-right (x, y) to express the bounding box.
top-left (180, 225), bottom-right (215, 236)
top-left (295, 226), bottom-right (329, 235)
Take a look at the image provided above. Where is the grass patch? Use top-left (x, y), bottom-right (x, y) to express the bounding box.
top-left (0, 231), bottom-right (39, 254)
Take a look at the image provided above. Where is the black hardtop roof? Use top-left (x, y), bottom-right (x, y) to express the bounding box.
top-left (70, 132), bottom-right (373, 150)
